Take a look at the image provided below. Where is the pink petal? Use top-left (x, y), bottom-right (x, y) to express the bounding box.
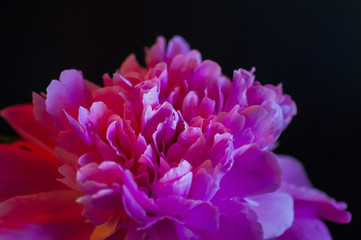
top-left (119, 54), bottom-right (144, 76)
top-left (32, 92), bottom-right (58, 140)
top-left (261, 100), bottom-right (284, 141)
top-left (93, 86), bottom-right (126, 116)
top-left (46, 70), bottom-right (91, 130)
top-left (145, 36), bottom-right (166, 68)
top-left (166, 35), bottom-right (190, 65)
top-left (241, 105), bottom-right (275, 149)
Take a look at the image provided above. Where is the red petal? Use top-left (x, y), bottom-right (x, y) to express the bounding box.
top-left (0, 143), bottom-right (64, 200)
top-left (0, 190), bottom-right (93, 240)
top-left (1, 104), bottom-right (55, 154)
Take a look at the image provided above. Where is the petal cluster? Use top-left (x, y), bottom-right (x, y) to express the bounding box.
top-left (0, 36), bottom-right (350, 240)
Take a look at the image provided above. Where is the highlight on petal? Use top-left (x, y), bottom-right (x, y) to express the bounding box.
top-left (246, 192), bottom-right (294, 239)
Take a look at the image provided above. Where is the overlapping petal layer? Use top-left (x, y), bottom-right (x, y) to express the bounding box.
top-left (0, 36), bottom-right (350, 239)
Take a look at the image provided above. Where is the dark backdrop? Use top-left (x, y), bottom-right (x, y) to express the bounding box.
top-left (1, 1), bottom-right (360, 239)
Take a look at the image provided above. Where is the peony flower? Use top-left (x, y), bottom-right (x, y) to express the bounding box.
top-left (0, 36), bottom-right (350, 239)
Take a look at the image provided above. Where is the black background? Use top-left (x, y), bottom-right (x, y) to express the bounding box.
top-left (1, 1), bottom-right (360, 239)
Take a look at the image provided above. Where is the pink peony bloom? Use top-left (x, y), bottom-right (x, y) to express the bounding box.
top-left (0, 36), bottom-right (350, 239)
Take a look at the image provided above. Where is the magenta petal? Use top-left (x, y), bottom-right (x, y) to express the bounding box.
top-left (168, 54), bottom-right (197, 91)
top-left (65, 111), bottom-right (92, 145)
top-left (277, 154), bottom-right (312, 187)
top-left (224, 68), bottom-right (255, 111)
top-left (166, 35), bottom-right (190, 64)
top-left (90, 188), bottom-right (123, 210)
top-left (189, 160), bottom-right (221, 202)
top-left (180, 201), bottom-right (219, 232)
top-left (216, 145), bottom-right (281, 199)
top-left (182, 91), bottom-right (200, 122)
top-left (247, 192), bottom-right (294, 239)
top-left (0, 36), bottom-right (324, 239)
top-left (177, 127), bottom-right (203, 148)
top-left (198, 97), bottom-right (215, 118)
top-left (122, 185), bottom-right (152, 224)
top-left (122, 170), bottom-right (158, 214)
top-left (247, 85), bottom-right (277, 106)
top-left (219, 105), bottom-right (245, 137)
top-left (274, 217), bottom-right (332, 240)
top-left (152, 161), bottom-right (193, 198)
top-left (191, 60), bottom-right (221, 91)
top-left (141, 102), bottom-right (174, 141)
top-left (182, 136), bottom-right (207, 168)
top-left (265, 84), bottom-right (297, 128)
top-left (155, 196), bottom-right (195, 216)
top-left (281, 183), bottom-right (352, 223)
top-left (76, 161), bottom-right (124, 194)
top-left (201, 211), bottom-right (263, 240)
top-left (205, 133), bottom-right (233, 168)
top-left (107, 118), bottom-right (136, 159)
top-left (165, 143), bottom-right (187, 163)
